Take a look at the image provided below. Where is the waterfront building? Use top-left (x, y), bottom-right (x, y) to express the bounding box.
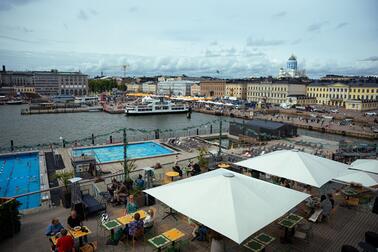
top-left (200, 79), bottom-right (226, 98)
top-left (345, 99), bottom-right (378, 111)
top-left (247, 80), bottom-right (307, 105)
top-left (126, 83), bottom-right (142, 93)
top-left (0, 66), bottom-right (88, 96)
top-left (141, 81), bottom-right (157, 94)
top-left (157, 80), bottom-right (198, 96)
top-left (286, 95), bottom-right (317, 106)
top-left (225, 81), bottom-right (248, 100)
top-left (307, 81), bottom-right (378, 107)
top-left (278, 55), bottom-right (307, 79)
top-left (190, 83), bottom-right (201, 96)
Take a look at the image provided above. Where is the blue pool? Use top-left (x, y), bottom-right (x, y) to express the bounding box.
top-left (0, 152), bottom-right (40, 210)
top-left (72, 142), bottom-right (174, 163)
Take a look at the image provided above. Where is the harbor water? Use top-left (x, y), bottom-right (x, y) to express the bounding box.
top-left (0, 105), bottom-right (374, 150)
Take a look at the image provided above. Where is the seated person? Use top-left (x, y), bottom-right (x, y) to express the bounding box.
top-left (56, 228), bottom-right (75, 252)
top-left (191, 163), bottom-right (201, 176)
top-left (135, 174), bottom-right (145, 190)
top-left (67, 210), bottom-right (82, 229)
top-left (123, 212), bottom-right (144, 239)
top-left (173, 165), bottom-right (183, 177)
top-left (107, 179), bottom-right (119, 197)
top-left (185, 161), bottom-right (194, 177)
top-left (143, 209), bottom-right (155, 229)
top-left (154, 162), bottom-right (162, 169)
top-left (327, 193), bottom-right (335, 209)
top-left (45, 218), bottom-right (64, 236)
top-left (113, 182), bottom-right (128, 205)
top-left (125, 195), bottom-right (138, 214)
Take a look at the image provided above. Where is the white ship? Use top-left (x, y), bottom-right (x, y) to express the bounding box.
top-left (125, 96), bottom-right (189, 115)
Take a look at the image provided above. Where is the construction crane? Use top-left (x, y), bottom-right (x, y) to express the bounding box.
top-left (100, 64), bottom-right (129, 77)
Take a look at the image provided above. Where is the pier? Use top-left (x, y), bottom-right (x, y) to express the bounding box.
top-left (21, 106), bottom-right (103, 115)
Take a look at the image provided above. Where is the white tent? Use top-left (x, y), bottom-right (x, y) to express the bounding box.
top-left (334, 170), bottom-right (378, 187)
top-left (350, 159), bottom-right (378, 174)
top-left (235, 150), bottom-right (351, 188)
top-left (144, 169), bottom-right (309, 244)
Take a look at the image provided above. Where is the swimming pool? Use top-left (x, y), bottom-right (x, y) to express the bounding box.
top-left (72, 142), bottom-right (175, 163)
top-left (0, 152), bottom-right (40, 210)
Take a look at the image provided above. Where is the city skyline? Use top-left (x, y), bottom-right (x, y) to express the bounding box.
top-left (0, 0), bottom-right (377, 78)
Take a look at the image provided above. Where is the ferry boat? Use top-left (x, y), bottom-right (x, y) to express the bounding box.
top-left (6, 100), bottom-right (23, 105)
top-left (125, 96), bottom-right (189, 115)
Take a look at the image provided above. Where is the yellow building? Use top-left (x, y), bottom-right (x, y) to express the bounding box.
top-left (126, 83), bottom-right (142, 93)
top-left (225, 82), bottom-right (247, 100)
top-left (247, 81), bottom-right (307, 104)
top-left (307, 82), bottom-right (378, 107)
top-left (16, 86), bottom-right (35, 93)
top-left (345, 100), bottom-right (378, 111)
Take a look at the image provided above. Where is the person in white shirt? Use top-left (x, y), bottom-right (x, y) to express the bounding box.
top-left (143, 209), bottom-right (155, 229)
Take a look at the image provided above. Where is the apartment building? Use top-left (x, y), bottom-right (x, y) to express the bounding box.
top-left (200, 80), bottom-right (226, 98)
top-left (225, 82), bottom-right (248, 100)
top-left (247, 80), bottom-right (307, 105)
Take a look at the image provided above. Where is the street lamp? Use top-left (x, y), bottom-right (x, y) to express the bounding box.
top-left (59, 136), bottom-right (65, 148)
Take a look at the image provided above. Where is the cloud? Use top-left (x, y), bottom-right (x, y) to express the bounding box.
top-left (307, 21), bottom-right (329, 32)
top-left (246, 37), bottom-right (285, 47)
top-left (77, 9), bottom-right (88, 20)
top-left (210, 41), bottom-right (218, 46)
top-left (0, 35), bottom-right (37, 43)
top-left (291, 39), bottom-right (302, 45)
top-left (360, 56), bottom-right (378, 62)
top-left (272, 11), bottom-right (286, 18)
top-left (0, 25), bottom-right (34, 33)
top-left (89, 9), bottom-right (98, 16)
top-left (0, 0), bottom-right (40, 11)
top-left (335, 22), bottom-right (348, 30)
top-left (129, 6), bottom-right (138, 13)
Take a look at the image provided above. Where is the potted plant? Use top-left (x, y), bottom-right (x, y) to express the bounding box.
top-left (0, 198), bottom-right (21, 241)
top-left (121, 159), bottom-right (137, 190)
top-left (54, 171), bottom-right (74, 208)
top-left (198, 147), bottom-right (209, 170)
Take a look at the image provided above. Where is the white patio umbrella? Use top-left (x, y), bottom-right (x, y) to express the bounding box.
top-left (235, 150), bottom-right (351, 188)
top-left (334, 170), bottom-right (378, 187)
top-left (350, 159), bottom-right (378, 174)
top-left (144, 169), bottom-right (309, 244)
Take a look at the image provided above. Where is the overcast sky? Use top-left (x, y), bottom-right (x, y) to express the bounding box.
top-left (0, 0), bottom-right (377, 78)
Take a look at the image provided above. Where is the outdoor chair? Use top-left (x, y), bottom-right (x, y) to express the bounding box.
top-left (127, 227), bottom-right (145, 250)
top-left (81, 189), bottom-right (107, 216)
top-left (358, 241), bottom-right (377, 252)
top-left (341, 245), bottom-right (359, 252)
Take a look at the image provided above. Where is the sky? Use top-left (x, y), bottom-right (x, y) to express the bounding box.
top-left (0, 0), bottom-right (377, 78)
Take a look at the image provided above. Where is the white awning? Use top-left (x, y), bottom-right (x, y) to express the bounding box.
top-left (235, 150), bottom-right (351, 188)
top-left (334, 170), bottom-right (378, 187)
top-left (350, 159), bottom-right (378, 174)
top-left (144, 169), bottom-right (309, 244)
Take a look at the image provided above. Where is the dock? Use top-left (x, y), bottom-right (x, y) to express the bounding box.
top-left (21, 106), bottom-right (103, 115)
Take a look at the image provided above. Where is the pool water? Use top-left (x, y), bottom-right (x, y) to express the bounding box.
top-left (0, 152), bottom-right (40, 210)
top-left (72, 142), bottom-right (174, 163)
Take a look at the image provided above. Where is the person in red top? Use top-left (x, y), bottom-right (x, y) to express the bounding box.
top-left (56, 229), bottom-right (75, 252)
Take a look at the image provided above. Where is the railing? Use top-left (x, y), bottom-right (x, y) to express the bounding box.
top-left (11, 155), bottom-right (203, 215)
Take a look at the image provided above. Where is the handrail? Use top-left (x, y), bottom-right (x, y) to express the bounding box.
top-left (11, 155), bottom-right (199, 199)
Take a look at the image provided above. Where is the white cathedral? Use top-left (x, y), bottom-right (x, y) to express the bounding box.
top-left (278, 54), bottom-right (306, 78)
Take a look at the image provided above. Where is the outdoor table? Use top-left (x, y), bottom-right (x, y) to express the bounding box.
top-left (148, 234), bottom-right (171, 252)
top-left (254, 233), bottom-right (275, 245)
top-left (117, 210), bottom-right (147, 225)
top-left (217, 163), bottom-right (230, 169)
top-left (278, 218), bottom-right (297, 244)
top-left (286, 213), bottom-right (303, 224)
top-left (49, 233), bottom-right (73, 246)
top-left (243, 238), bottom-right (266, 252)
top-left (163, 228), bottom-right (185, 248)
top-left (166, 171), bottom-right (179, 181)
top-left (102, 219), bottom-right (122, 240)
top-left (69, 226), bottom-right (91, 246)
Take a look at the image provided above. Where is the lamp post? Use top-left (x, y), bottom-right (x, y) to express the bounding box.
top-left (123, 129), bottom-right (128, 182)
top-left (59, 136), bottom-right (65, 148)
top-left (218, 116), bottom-right (222, 157)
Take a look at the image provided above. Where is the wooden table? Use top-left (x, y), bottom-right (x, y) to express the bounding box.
top-left (217, 163), bottom-right (230, 169)
top-left (254, 233), bottom-right (275, 245)
top-left (166, 171), bottom-right (179, 181)
top-left (70, 226), bottom-right (92, 239)
top-left (69, 226), bottom-right (91, 246)
top-left (163, 228), bottom-right (185, 243)
top-left (148, 234), bottom-right (171, 251)
top-left (243, 239), bottom-right (266, 252)
top-left (278, 214), bottom-right (303, 244)
top-left (102, 220), bottom-right (122, 240)
top-left (117, 210), bottom-right (147, 225)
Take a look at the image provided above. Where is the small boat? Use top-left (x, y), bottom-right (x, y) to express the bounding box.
top-left (6, 100), bottom-right (23, 105)
top-left (125, 96), bottom-right (189, 115)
